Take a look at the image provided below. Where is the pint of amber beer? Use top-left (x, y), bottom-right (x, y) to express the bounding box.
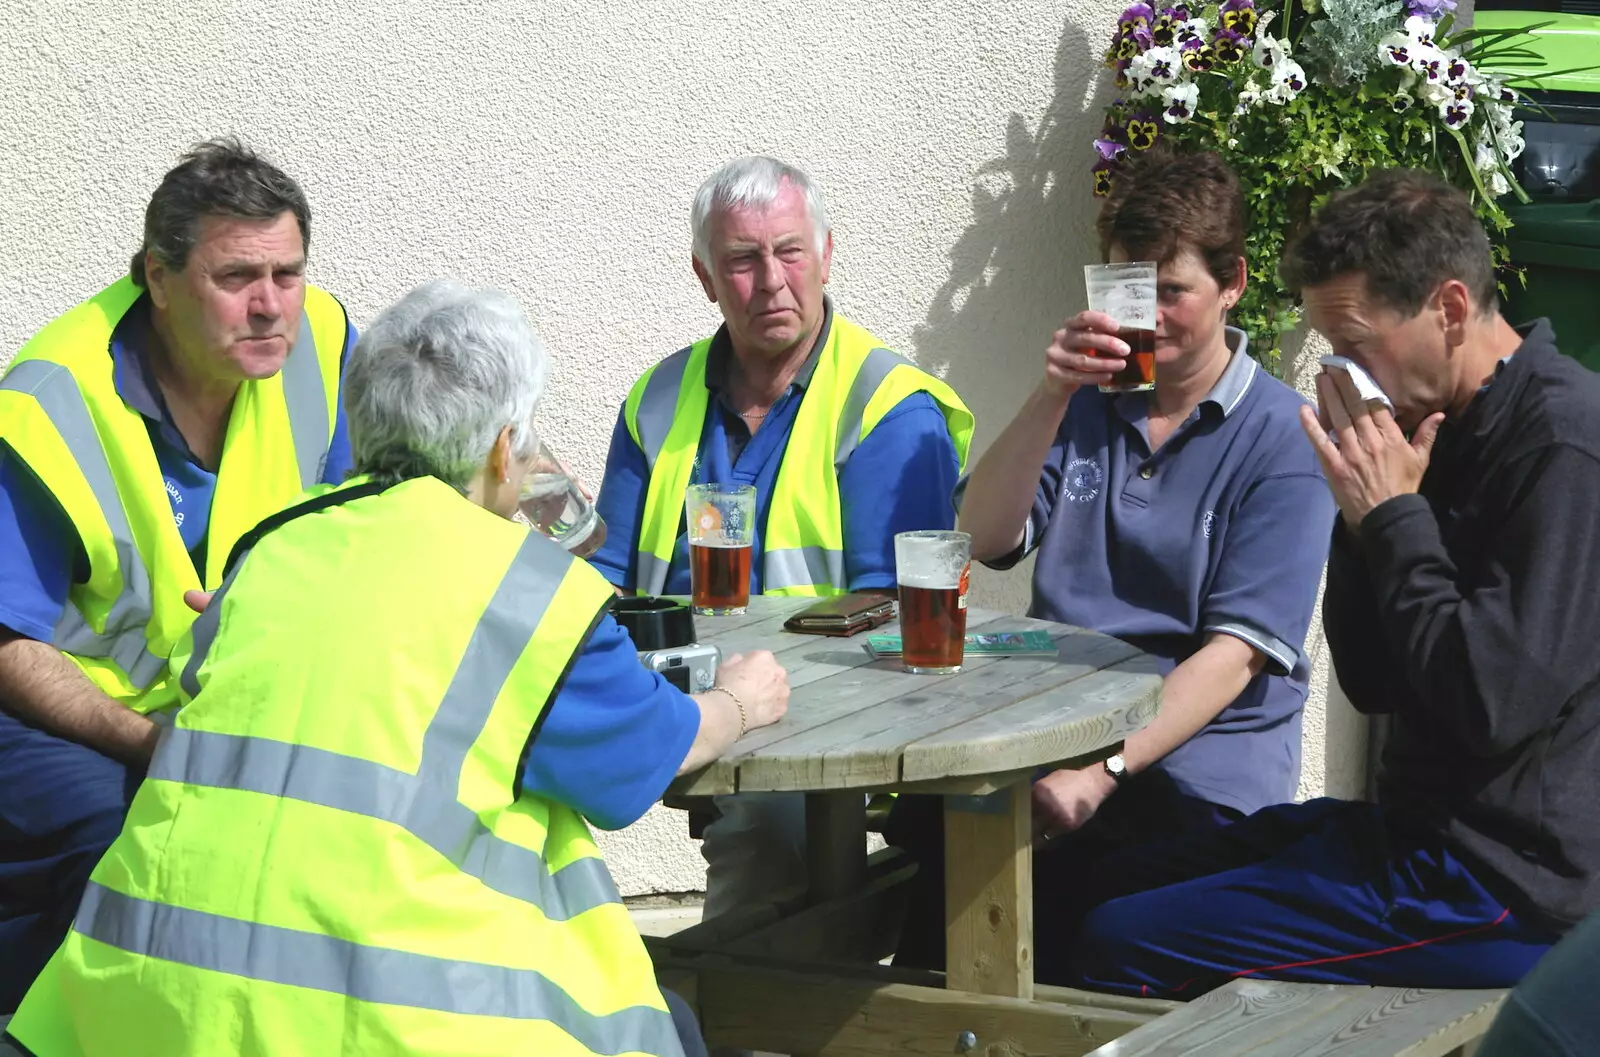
top-left (893, 530), bottom-right (971, 674)
top-left (685, 483), bottom-right (757, 615)
top-left (1084, 261), bottom-right (1158, 394)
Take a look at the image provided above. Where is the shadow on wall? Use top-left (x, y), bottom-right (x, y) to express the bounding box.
top-left (914, 17), bottom-right (1115, 454)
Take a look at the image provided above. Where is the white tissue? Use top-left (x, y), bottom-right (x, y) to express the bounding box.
top-left (1319, 355), bottom-right (1394, 413)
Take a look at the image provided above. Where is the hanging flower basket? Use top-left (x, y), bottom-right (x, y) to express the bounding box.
top-left (1091, 0), bottom-right (1558, 372)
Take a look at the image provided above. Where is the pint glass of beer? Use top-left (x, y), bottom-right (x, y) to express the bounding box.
top-left (893, 530), bottom-right (971, 674)
top-left (685, 483), bottom-right (757, 616)
top-left (1083, 262), bottom-right (1158, 393)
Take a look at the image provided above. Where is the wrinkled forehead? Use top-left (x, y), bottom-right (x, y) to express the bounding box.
top-left (1302, 272), bottom-right (1408, 340)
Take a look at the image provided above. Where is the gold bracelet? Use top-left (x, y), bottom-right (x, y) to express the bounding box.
top-left (710, 684), bottom-right (747, 738)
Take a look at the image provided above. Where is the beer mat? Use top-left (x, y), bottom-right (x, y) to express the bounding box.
top-left (864, 629), bottom-right (1058, 660)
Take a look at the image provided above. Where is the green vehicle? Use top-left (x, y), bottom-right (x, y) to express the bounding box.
top-left (1476, 4), bottom-right (1599, 366)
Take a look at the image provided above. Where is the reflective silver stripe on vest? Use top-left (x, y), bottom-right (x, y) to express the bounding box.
top-left (75, 883), bottom-right (680, 1055)
top-left (833, 346), bottom-right (914, 470)
top-left (634, 346), bottom-right (693, 471)
top-left (635, 552), bottom-right (671, 597)
top-left (1, 360), bottom-right (166, 687)
top-left (151, 532), bottom-right (621, 921)
top-left (280, 310), bottom-right (330, 488)
top-left (763, 546), bottom-right (845, 592)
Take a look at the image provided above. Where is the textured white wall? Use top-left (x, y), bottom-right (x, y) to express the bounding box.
top-left (0, 0), bottom-right (1365, 896)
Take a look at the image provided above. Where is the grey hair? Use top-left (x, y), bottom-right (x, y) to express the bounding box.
top-left (690, 156), bottom-right (830, 263)
top-left (132, 137), bottom-right (311, 287)
top-left (344, 279), bottom-right (547, 490)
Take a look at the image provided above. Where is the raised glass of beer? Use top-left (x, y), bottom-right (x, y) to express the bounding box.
top-left (685, 483), bottom-right (757, 616)
top-left (893, 530), bottom-right (971, 674)
top-left (1084, 261), bottom-right (1158, 393)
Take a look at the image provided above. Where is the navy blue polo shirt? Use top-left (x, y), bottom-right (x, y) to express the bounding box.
top-left (999, 330), bottom-right (1336, 815)
top-left (591, 301), bottom-right (962, 593)
top-left (0, 294), bottom-right (356, 645)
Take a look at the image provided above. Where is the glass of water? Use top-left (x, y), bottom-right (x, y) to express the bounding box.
top-left (519, 439), bottom-right (606, 558)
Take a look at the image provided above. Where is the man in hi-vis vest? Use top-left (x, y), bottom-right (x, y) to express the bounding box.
top-left (590, 156), bottom-right (975, 922)
top-left (0, 139), bottom-right (354, 1011)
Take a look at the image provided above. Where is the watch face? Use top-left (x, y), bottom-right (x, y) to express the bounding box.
top-left (1105, 754), bottom-right (1127, 779)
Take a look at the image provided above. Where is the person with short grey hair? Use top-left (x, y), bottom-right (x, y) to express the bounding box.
top-left (3, 280), bottom-right (789, 1057)
top-left (590, 156), bottom-right (976, 927)
top-left (0, 137), bottom-right (357, 1011)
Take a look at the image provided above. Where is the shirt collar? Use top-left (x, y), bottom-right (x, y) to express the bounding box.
top-left (1115, 325), bottom-right (1256, 420)
top-left (704, 296), bottom-right (834, 393)
top-left (109, 293), bottom-right (168, 422)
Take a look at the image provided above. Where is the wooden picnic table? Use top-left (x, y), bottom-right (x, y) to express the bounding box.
top-left (650, 596), bottom-right (1167, 1057)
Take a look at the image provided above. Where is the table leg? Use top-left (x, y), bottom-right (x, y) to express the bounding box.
top-left (943, 777), bottom-right (1033, 999)
top-left (805, 791), bottom-right (867, 903)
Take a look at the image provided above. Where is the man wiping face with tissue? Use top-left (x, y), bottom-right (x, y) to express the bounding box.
top-left (1047, 168), bottom-right (1600, 1000)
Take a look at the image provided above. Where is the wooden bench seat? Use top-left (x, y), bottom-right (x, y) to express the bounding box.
top-left (1086, 979), bottom-right (1507, 1057)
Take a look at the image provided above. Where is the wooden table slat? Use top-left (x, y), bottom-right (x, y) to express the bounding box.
top-left (1087, 980), bottom-right (1507, 1057)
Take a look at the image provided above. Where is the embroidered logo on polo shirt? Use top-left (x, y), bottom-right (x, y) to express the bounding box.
top-left (1062, 458), bottom-right (1103, 504)
top-left (165, 477), bottom-right (184, 528)
top-left (1203, 510), bottom-right (1216, 537)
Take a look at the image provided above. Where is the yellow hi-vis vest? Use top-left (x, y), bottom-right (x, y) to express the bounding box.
top-left (623, 312), bottom-right (974, 597)
top-left (9, 476), bottom-right (685, 1057)
top-left (0, 277), bottom-right (345, 711)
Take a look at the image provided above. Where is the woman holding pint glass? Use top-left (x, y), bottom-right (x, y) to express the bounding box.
top-left (885, 150), bottom-right (1338, 980)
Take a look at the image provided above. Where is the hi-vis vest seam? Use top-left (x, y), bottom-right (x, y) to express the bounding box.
top-left (0, 359), bottom-right (164, 686)
top-left (0, 306), bottom-right (333, 691)
top-left (74, 884), bottom-right (670, 1052)
top-left (149, 528), bottom-right (619, 921)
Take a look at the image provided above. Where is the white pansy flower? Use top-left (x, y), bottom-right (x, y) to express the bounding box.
top-left (1127, 45), bottom-right (1182, 96)
top-left (1266, 58), bottom-right (1307, 103)
top-left (1162, 80), bottom-right (1200, 122)
top-left (1404, 15), bottom-right (1437, 47)
top-left (1411, 45), bottom-right (1448, 83)
top-left (1418, 79), bottom-right (1453, 107)
top-left (1176, 17), bottom-right (1208, 44)
top-left (1253, 34), bottom-right (1290, 69)
top-left (1379, 31), bottom-right (1415, 67)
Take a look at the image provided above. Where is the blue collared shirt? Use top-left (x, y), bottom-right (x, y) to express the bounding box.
top-left (590, 303), bottom-right (962, 594)
top-left (0, 294), bottom-right (355, 644)
top-left (995, 330), bottom-right (1337, 815)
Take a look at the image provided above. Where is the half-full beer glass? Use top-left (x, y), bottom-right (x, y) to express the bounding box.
top-left (1084, 262), bottom-right (1158, 393)
top-left (894, 530), bottom-right (971, 674)
top-left (686, 483), bottom-right (757, 616)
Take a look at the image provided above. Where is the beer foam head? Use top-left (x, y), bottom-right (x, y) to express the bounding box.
top-left (898, 568), bottom-right (963, 590)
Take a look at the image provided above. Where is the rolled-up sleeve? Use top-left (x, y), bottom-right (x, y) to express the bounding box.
top-left (1202, 471), bottom-right (1337, 676)
top-left (520, 614), bottom-right (700, 830)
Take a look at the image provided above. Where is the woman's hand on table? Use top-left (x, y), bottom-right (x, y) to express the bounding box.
top-left (1031, 764), bottom-right (1118, 843)
top-left (714, 650), bottom-right (790, 732)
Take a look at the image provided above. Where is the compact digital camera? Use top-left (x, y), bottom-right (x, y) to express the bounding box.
top-left (612, 596), bottom-right (720, 694)
top-left (639, 643), bottom-right (721, 694)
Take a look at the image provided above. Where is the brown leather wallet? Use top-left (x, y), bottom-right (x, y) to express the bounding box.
top-left (783, 592), bottom-right (898, 637)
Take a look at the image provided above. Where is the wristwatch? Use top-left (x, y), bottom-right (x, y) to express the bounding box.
top-left (1103, 753), bottom-right (1129, 785)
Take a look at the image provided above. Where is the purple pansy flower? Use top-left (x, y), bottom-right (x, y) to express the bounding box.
top-left (1405, 0), bottom-right (1456, 18)
top-left (1442, 99), bottom-right (1474, 126)
top-left (1211, 28), bottom-right (1248, 63)
top-left (1093, 158), bottom-right (1118, 197)
top-left (1219, 0), bottom-right (1258, 36)
top-left (1126, 110), bottom-right (1162, 150)
top-left (1181, 38), bottom-right (1215, 72)
top-left (1447, 56), bottom-right (1469, 82)
top-left (1095, 135), bottom-right (1129, 161)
